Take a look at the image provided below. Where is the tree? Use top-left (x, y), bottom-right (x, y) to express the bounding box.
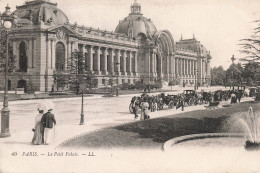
top-left (25, 77), bottom-right (36, 94)
top-left (0, 26), bottom-right (16, 73)
top-left (52, 50), bottom-right (97, 94)
top-left (239, 20), bottom-right (260, 63)
top-left (210, 66), bottom-right (226, 86)
top-left (226, 63), bottom-right (244, 86)
top-left (247, 77), bottom-right (254, 86)
top-left (242, 62), bottom-right (260, 85)
top-left (53, 70), bottom-right (70, 91)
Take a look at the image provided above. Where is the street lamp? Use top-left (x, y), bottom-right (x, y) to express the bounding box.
top-left (0, 5), bottom-right (14, 138)
top-left (116, 61), bottom-right (120, 97)
top-left (194, 68), bottom-right (197, 91)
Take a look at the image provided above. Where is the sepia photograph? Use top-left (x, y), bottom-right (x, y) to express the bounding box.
top-left (0, 0), bottom-right (260, 172)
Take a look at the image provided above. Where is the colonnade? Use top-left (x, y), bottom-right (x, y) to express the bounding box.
top-left (175, 57), bottom-right (197, 77)
top-left (76, 44), bottom-right (138, 76)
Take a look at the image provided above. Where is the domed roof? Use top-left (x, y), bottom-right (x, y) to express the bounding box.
top-left (14, 0), bottom-right (69, 26)
top-left (114, 1), bottom-right (157, 39)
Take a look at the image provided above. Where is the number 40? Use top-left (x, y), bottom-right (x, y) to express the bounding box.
top-left (11, 152), bottom-right (17, 156)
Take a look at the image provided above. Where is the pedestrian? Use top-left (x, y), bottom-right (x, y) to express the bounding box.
top-left (41, 109), bottom-right (56, 145)
top-left (133, 97), bottom-right (140, 119)
top-left (143, 103), bottom-right (150, 120)
top-left (140, 102), bottom-right (149, 120)
top-left (31, 108), bottom-right (44, 145)
top-left (231, 92), bottom-right (237, 104)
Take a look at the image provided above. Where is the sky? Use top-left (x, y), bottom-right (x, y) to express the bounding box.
top-left (1, 0), bottom-right (260, 69)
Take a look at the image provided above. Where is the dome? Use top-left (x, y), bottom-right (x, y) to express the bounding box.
top-left (114, 1), bottom-right (157, 39)
top-left (13, 0), bottom-right (69, 26)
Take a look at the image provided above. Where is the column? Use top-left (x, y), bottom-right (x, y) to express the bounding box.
top-left (134, 51), bottom-right (138, 75)
top-left (27, 39), bottom-right (32, 69)
top-left (151, 51), bottom-right (154, 73)
top-left (45, 38), bottom-right (50, 92)
top-left (32, 39), bottom-right (35, 69)
top-left (46, 38), bottom-right (51, 70)
top-left (67, 41), bottom-right (70, 70)
top-left (13, 41), bottom-right (19, 69)
top-left (185, 59), bottom-right (188, 76)
top-left (183, 59), bottom-right (186, 76)
top-left (207, 60), bottom-right (211, 77)
top-left (128, 51), bottom-right (132, 75)
top-left (96, 46), bottom-right (101, 74)
top-left (123, 50), bottom-right (127, 75)
top-left (109, 48), bottom-right (114, 73)
top-left (192, 60), bottom-right (194, 76)
top-left (179, 58), bottom-right (182, 76)
top-left (89, 46), bottom-right (93, 71)
top-left (172, 54), bottom-right (175, 76)
top-left (189, 60), bottom-right (192, 76)
top-left (103, 48), bottom-right (108, 74)
top-left (154, 52), bottom-right (157, 73)
top-left (52, 40), bottom-right (56, 70)
top-left (175, 57), bottom-right (178, 76)
top-left (167, 54), bottom-right (169, 75)
top-left (116, 49), bottom-right (120, 75)
top-left (50, 40), bottom-right (53, 69)
top-left (81, 45), bottom-right (86, 71)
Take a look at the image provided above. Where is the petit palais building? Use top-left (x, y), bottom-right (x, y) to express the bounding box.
top-left (0, 0), bottom-right (212, 92)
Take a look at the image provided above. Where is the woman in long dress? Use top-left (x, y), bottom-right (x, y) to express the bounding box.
top-left (32, 109), bottom-right (44, 145)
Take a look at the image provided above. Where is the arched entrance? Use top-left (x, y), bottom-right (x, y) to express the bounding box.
top-left (17, 80), bottom-right (27, 90)
top-left (19, 41), bottom-right (28, 72)
top-left (56, 42), bottom-right (65, 71)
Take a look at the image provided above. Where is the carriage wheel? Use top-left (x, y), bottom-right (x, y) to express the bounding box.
top-left (129, 103), bottom-right (134, 114)
top-left (168, 101), bottom-right (174, 109)
top-left (188, 98), bottom-right (193, 106)
top-left (194, 99), bottom-right (198, 105)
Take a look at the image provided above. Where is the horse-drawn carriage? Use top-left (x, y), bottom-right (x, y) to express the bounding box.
top-left (157, 93), bottom-right (177, 110)
top-left (183, 90), bottom-right (196, 105)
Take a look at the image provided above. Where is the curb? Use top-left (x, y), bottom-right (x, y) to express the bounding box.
top-left (163, 133), bottom-right (245, 151)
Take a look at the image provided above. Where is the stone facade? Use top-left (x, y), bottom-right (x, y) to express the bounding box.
top-left (0, 0), bottom-right (211, 91)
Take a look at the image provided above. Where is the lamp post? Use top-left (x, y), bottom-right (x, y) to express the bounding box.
top-left (0, 5), bottom-right (13, 138)
top-left (194, 68), bottom-right (197, 91)
top-left (79, 83), bottom-right (86, 125)
top-left (116, 61), bottom-right (120, 97)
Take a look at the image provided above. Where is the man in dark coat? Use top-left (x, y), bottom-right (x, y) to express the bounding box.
top-left (41, 109), bottom-right (56, 145)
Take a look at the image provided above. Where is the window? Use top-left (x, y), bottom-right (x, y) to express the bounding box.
top-left (19, 41), bottom-right (27, 72)
top-left (56, 42), bottom-right (65, 71)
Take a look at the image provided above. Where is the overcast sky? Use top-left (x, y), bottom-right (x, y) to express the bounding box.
top-left (1, 0), bottom-right (260, 69)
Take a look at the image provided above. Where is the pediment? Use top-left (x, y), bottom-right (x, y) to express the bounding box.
top-left (48, 25), bottom-right (79, 39)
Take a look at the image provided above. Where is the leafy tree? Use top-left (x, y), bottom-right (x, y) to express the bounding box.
top-left (53, 70), bottom-right (70, 91)
top-left (242, 62), bottom-right (260, 84)
top-left (226, 63), bottom-right (244, 85)
top-left (210, 66), bottom-right (226, 86)
top-left (247, 77), bottom-right (254, 86)
top-left (69, 51), bottom-right (97, 94)
top-left (52, 50), bottom-right (97, 94)
top-left (0, 27), bottom-right (16, 73)
top-left (25, 77), bottom-right (36, 94)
